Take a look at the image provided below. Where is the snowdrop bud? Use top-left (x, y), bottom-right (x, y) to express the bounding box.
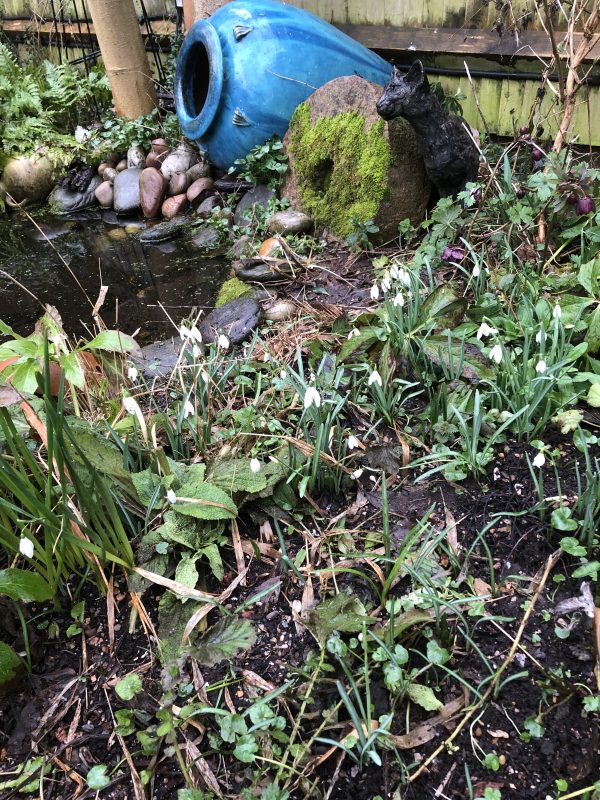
top-left (262, 352), bottom-right (270, 362)
top-left (166, 489), bottom-right (177, 504)
top-left (535, 330), bottom-right (544, 344)
top-left (351, 468), bottom-right (364, 480)
top-left (552, 304), bottom-right (562, 319)
top-left (192, 344), bottom-right (201, 359)
top-left (217, 334), bottom-right (230, 350)
top-left (250, 458), bottom-right (261, 474)
top-left (535, 360), bottom-right (547, 374)
top-left (489, 344), bottom-right (503, 364)
top-left (532, 452), bottom-right (546, 468)
top-left (304, 386), bottom-right (321, 409)
top-left (347, 435), bottom-right (360, 450)
top-left (381, 273), bottom-right (392, 292)
top-left (127, 365), bottom-right (138, 382)
top-left (190, 326), bottom-right (203, 344)
top-left (279, 370), bottom-right (287, 380)
top-left (398, 268), bottom-right (411, 287)
top-left (201, 370), bottom-right (210, 384)
top-left (472, 263), bottom-right (481, 277)
top-left (370, 284), bottom-right (380, 301)
top-left (19, 537), bottom-right (34, 558)
top-left (368, 369), bottom-right (383, 387)
top-left (183, 399), bottom-right (195, 419)
top-left (348, 328), bottom-right (361, 340)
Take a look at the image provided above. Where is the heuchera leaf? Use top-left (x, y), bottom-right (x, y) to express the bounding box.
top-left (190, 617), bottom-right (256, 667)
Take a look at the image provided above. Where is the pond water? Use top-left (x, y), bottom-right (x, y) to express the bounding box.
top-left (0, 210), bottom-right (230, 343)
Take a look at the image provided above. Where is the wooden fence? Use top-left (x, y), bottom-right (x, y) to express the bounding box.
top-left (2, 0), bottom-right (599, 144)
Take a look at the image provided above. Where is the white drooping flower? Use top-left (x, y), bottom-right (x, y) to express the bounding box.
top-left (304, 386), bottom-right (321, 409)
top-left (368, 369), bottom-right (383, 387)
top-left (166, 489), bottom-right (177, 503)
top-left (535, 360), bottom-right (547, 374)
top-left (476, 322), bottom-right (498, 339)
top-left (182, 399), bottom-right (195, 419)
top-left (535, 329), bottom-right (544, 344)
top-left (127, 365), bottom-right (138, 382)
top-left (189, 325), bottom-right (203, 344)
top-left (192, 344), bottom-right (201, 359)
top-left (201, 370), bottom-right (210, 384)
top-left (552, 304), bottom-right (562, 319)
top-left (381, 273), bottom-right (392, 292)
top-left (351, 468), bottom-right (364, 480)
top-left (393, 293), bottom-right (405, 307)
top-left (250, 458), bottom-right (261, 474)
top-left (347, 435), bottom-right (360, 450)
top-left (532, 452), bottom-right (546, 468)
top-left (472, 263), bottom-right (481, 278)
top-left (123, 395), bottom-right (141, 416)
top-left (348, 328), bottom-right (361, 340)
top-left (397, 267), bottom-right (411, 287)
top-left (370, 284), bottom-right (380, 301)
top-left (262, 352), bottom-right (271, 362)
top-left (179, 324), bottom-right (192, 341)
top-left (279, 370), bottom-right (287, 380)
top-left (19, 537), bottom-right (35, 558)
top-left (217, 334), bottom-right (230, 350)
top-left (489, 344), bottom-right (503, 364)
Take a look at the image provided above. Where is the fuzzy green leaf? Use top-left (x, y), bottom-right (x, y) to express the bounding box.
top-left (0, 569), bottom-right (53, 602)
top-left (174, 554), bottom-right (199, 590)
top-left (190, 617), bottom-right (256, 667)
top-left (406, 683), bottom-right (443, 711)
top-left (587, 383), bottom-right (600, 407)
top-left (306, 593), bottom-right (374, 646)
top-left (115, 673), bottom-right (143, 701)
top-left (173, 482), bottom-right (237, 521)
top-left (82, 331), bottom-right (141, 356)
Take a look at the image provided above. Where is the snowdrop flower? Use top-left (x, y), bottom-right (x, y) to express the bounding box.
top-left (190, 325), bottom-right (203, 344)
top-left (192, 344), bottom-right (201, 359)
top-left (347, 435), bottom-right (360, 450)
top-left (381, 273), bottom-right (392, 292)
top-left (348, 328), bottom-right (361, 339)
top-left (532, 452), bottom-right (546, 468)
top-left (182, 398), bottom-right (195, 419)
top-left (393, 293), bottom-right (405, 307)
top-left (250, 458), bottom-right (261, 474)
top-left (535, 359), bottom-right (547, 374)
top-left (217, 333), bottom-right (230, 350)
top-left (368, 369), bottom-right (383, 387)
top-left (389, 264), bottom-right (399, 280)
top-left (262, 352), bottom-right (270, 362)
top-left (370, 284), bottom-right (380, 301)
top-left (489, 344), bottom-right (503, 364)
top-left (535, 329), bottom-right (544, 344)
top-left (123, 395), bottom-right (141, 416)
top-left (304, 386), bottom-right (321, 409)
top-left (472, 263), bottom-right (481, 278)
top-left (179, 324), bottom-right (192, 341)
top-left (201, 370), bottom-right (210, 384)
top-left (397, 267), bottom-right (411, 287)
top-left (166, 489), bottom-right (177, 504)
top-left (351, 468), bottom-right (364, 480)
top-left (476, 322), bottom-right (498, 339)
top-left (552, 304), bottom-right (562, 319)
top-left (127, 365), bottom-right (138, 382)
top-left (19, 537), bottom-right (34, 559)
top-left (279, 370), bottom-right (287, 380)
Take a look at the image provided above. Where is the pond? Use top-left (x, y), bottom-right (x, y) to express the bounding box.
top-left (0, 209), bottom-right (230, 343)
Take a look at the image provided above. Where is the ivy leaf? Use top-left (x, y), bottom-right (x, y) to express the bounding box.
top-left (86, 764), bottom-right (110, 790)
top-left (115, 673), bottom-right (143, 701)
top-left (0, 641), bottom-right (22, 685)
top-left (306, 593), bottom-right (374, 646)
top-left (426, 640), bottom-right (451, 665)
top-left (190, 617), bottom-right (256, 667)
top-left (233, 734), bottom-right (259, 763)
top-left (0, 569), bottom-right (53, 602)
top-left (406, 683), bottom-right (443, 711)
top-left (552, 508), bottom-right (579, 532)
top-left (559, 536), bottom-right (586, 556)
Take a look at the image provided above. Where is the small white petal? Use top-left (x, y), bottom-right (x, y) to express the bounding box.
top-left (347, 435), bottom-right (360, 450)
top-left (535, 360), bottom-right (547, 374)
top-left (279, 370), bottom-right (287, 380)
top-left (389, 264), bottom-right (399, 280)
top-left (166, 489), bottom-right (177, 503)
top-left (250, 458), bottom-right (261, 473)
top-left (397, 268), bottom-right (411, 287)
top-left (552, 304), bottom-right (562, 319)
top-left (19, 537), bottom-right (34, 558)
top-left (532, 452), bottom-right (546, 468)
top-left (348, 328), bottom-right (361, 340)
top-left (381, 274), bottom-right (392, 292)
top-left (123, 395), bottom-right (140, 416)
top-left (368, 369), bottom-right (383, 387)
top-left (489, 344), bottom-right (503, 364)
top-left (192, 344), bottom-right (201, 358)
top-left (262, 352), bottom-right (270, 362)
top-left (304, 386), bottom-right (321, 409)
top-left (190, 325), bottom-right (203, 344)
top-left (183, 399), bottom-right (195, 418)
top-left (179, 324), bottom-right (192, 340)
top-left (351, 468), bottom-right (364, 480)
top-left (476, 322), bottom-right (498, 340)
top-left (393, 293), bottom-right (405, 307)
top-left (127, 365), bottom-right (138, 382)
top-left (370, 284), bottom-right (380, 301)
top-left (217, 334), bottom-right (230, 350)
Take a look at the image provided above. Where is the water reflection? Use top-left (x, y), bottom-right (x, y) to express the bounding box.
top-left (0, 210), bottom-right (230, 343)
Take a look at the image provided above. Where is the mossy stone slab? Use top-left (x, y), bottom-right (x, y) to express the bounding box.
top-left (282, 76), bottom-right (431, 243)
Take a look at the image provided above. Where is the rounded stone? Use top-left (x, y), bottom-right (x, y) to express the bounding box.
top-left (127, 146), bottom-right (146, 170)
top-left (151, 137), bottom-right (170, 155)
top-left (103, 167), bottom-right (118, 183)
top-left (267, 210), bottom-right (313, 235)
top-left (116, 159), bottom-right (128, 172)
top-left (186, 177), bottom-right (214, 204)
top-left (1, 155), bottom-right (56, 204)
top-left (113, 168), bottom-right (142, 214)
top-left (186, 161), bottom-right (212, 182)
top-left (139, 167), bottom-right (167, 219)
top-left (264, 300), bottom-right (297, 321)
top-left (196, 195), bottom-right (222, 218)
top-left (161, 193), bottom-right (190, 219)
top-left (258, 237), bottom-right (283, 257)
top-left (94, 180), bottom-right (114, 209)
top-left (282, 75), bottom-right (431, 243)
top-left (146, 150), bottom-right (167, 170)
top-left (161, 142), bottom-right (198, 180)
top-left (98, 162), bottom-right (109, 177)
top-left (168, 172), bottom-right (190, 197)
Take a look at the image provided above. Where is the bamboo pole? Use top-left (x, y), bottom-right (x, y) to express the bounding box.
top-left (86, 0), bottom-right (157, 119)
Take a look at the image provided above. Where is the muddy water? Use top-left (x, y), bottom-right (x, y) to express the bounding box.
top-left (0, 210), bottom-right (230, 343)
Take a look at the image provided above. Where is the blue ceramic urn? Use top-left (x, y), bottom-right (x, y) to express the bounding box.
top-left (174, 0), bottom-right (392, 170)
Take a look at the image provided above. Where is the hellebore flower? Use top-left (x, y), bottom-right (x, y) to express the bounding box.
top-left (535, 360), bottom-right (547, 374)
top-left (304, 386), bottom-right (321, 409)
top-left (217, 334), bottom-right (230, 350)
top-left (250, 458), bottom-right (261, 474)
top-left (576, 196), bottom-right (596, 216)
top-left (370, 284), bottom-right (380, 301)
top-left (19, 537), bottom-right (34, 558)
top-left (368, 369), bottom-right (383, 387)
top-left (532, 452), bottom-right (546, 468)
top-left (441, 245), bottom-right (465, 264)
top-left (489, 344), bottom-right (503, 364)
top-left (477, 322), bottom-right (498, 339)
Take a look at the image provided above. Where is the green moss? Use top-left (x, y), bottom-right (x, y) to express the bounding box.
top-left (287, 103), bottom-right (391, 237)
top-left (215, 277), bottom-right (252, 307)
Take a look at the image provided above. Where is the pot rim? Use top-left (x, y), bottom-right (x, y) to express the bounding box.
top-left (174, 20), bottom-right (223, 141)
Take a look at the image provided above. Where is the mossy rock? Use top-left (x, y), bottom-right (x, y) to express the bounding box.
top-left (216, 277), bottom-right (252, 307)
top-left (282, 76), bottom-right (431, 243)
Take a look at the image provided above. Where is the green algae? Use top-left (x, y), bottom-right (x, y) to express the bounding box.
top-left (286, 103), bottom-right (391, 237)
top-left (216, 277), bottom-right (252, 307)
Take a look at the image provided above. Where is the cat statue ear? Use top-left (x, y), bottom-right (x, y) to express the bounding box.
top-left (405, 60), bottom-right (428, 89)
top-left (391, 64), bottom-right (402, 82)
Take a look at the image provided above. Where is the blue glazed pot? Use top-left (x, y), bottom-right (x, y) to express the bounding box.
top-left (174, 0), bottom-right (392, 170)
